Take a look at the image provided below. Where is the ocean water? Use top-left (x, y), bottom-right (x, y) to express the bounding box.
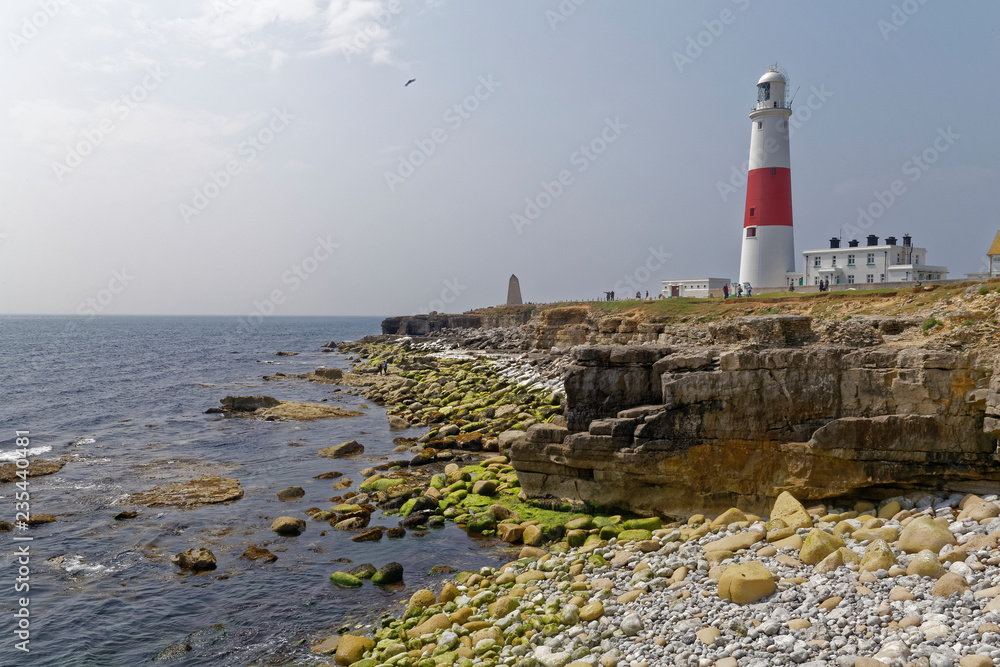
top-left (0, 316), bottom-right (512, 666)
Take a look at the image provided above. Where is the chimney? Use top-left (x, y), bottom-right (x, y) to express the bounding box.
top-left (829, 237), bottom-right (841, 249)
top-left (884, 236), bottom-right (897, 246)
top-left (866, 234), bottom-right (879, 246)
top-left (848, 239), bottom-right (860, 248)
top-left (902, 234), bottom-right (911, 247)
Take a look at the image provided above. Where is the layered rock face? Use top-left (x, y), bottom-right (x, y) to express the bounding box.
top-left (511, 316), bottom-right (1000, 516)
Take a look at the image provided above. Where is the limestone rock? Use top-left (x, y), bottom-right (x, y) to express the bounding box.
top-left (906, 549), bottom-right (946, 578)
top-left (860, 539), bottom-right (898, 572)
top-left (171, 547), bottom-right (216, 571)
top-left (129, 476), bottom-right (244, 508)
top-left (717, 560), bottom-right (776, 604)
top-left (898, 516), bottom-right (956, 554)
top-left (705, 531), bottom-right (764, 553)
top-left (770, 492), bottom-right (814, 531)
top-left (270, 516), bottom-right (306, 536)
top-left (318, 440), bottom-right (365, 458)
top-left (334, 634), bottom-right (374, 666)
top-left (932, 572), bottom-right (971, 597)
top-left (799, 529), bottom-right (845, 565)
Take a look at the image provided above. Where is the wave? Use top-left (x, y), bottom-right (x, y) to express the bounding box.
top-left (0, 445), bottom-right (52, 461)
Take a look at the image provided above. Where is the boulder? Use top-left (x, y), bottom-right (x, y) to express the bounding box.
top-left (270, 516), bottom-right (306, 536)
top-left (329, 571), bottom-right (363, 588)
top-left (388, 416), bottom-right (410, 430)
top-left (276, 486), bottom-right (304, 500)
top-left (348, 563), bottom-right (377, 579)
top-left (334, 635), bottom-right (375, 666)
top-left (705, 531), bottom-right (764, 553)
top-left (351, 528), bottom-right (383, 542)
top-left (799, 529), bottom-right (845, 565)
top-left (898, 516), bottom-right (956, 554)
top-left (314, 368), bottom-right (343, 380)
top-left (906, 549), bottom-right (946, 578)
top-left (371, 562), bottom-right (404, 585)
top-left (318, 440), bottom-right (365, 458)
top-left (770, 492), bottom-right (814, 531)
top-left (717, 560), bottom-right (775, 604)
top-left (241, 545), bottom-right (277, 563)
top-left (221, 395), bottom-right (280, 411)
top-left (171, 547), bottom-right (217, 571)
top-left (860, 539), bottom-right (898, 572)
top-left (932, 572), bottom-right (971, 597)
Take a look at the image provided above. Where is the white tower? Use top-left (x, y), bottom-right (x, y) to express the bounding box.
top-left (738, 67), bottom-right (796, 290)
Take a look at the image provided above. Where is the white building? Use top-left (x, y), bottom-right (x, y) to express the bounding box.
top-left (988, 231), bottom-right (1000, 278)
top-left (793, 234), bottom-right (947, 287)
top-left (661, 278), bottom-right (731, 298)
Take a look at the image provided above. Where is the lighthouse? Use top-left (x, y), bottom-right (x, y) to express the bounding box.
top-left (739, 67), bottom-right (795, 290)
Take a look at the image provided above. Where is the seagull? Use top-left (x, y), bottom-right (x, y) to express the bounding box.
top-left (404, 78), bottom-right (416, 87)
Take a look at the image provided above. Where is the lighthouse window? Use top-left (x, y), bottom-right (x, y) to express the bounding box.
top-left (758, 82), bottom-right (770, 102)
top-left (749, 207), bottom-right (755, 217)
top-left (757, 122), bottom-right (762, 130)
top-left (770, 167), bottom-right (776, 175)
top-left (745, 227), bottom-right (756, 238)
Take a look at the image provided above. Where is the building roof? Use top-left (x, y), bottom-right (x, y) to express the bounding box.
top-left (988, 231), bottom-right (1000, 256)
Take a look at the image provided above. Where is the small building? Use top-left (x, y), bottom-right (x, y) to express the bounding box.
top-left (988, 231), bottom-right (1000, 278)
top-left (798, 234), bottom-right (947, 287)
top-left (661, 278), bottom-right (731, 298)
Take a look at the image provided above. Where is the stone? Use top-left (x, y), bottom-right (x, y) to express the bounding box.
top-left (579, 601), bottom-right (604, 621)
top-left (241, 545), bottom-right (277, 563)
top-left (329, 571), bottom-right (363, 588)
top-left (276, 486), bottom-right (304, 500)
top-left (860, 539), bottom-right (897, 572)
top-left (221, 395), bottom-right (280, 411)
top-left (705, 531), bottom-right (764, 553)
top-left (438, 582), bottom-right (460, 604)
top-left (712, 507), bottom-right (748, 526)
top-left (371, 562), bottom-right (403, 585)
top-left (522, 524), bottom-right (544, 546)
top-left (351, 527), bottom-right (383, 542)
top-left (129, 475), bottom-right (244, 508)
top-left (889, 586), bottom-right (915, 601)
top-left (347, 563), bottom-right (376, 579)
top-left (318, 440), bottom-right (365, 458)
top-left (507, 274), bottom-right (523, 305)
top-left (498, 523), bottom-right (524, 543)
top-left (171, 547), bottom-right (216, 571)
top-left (898, 515), bottom-right (956, 554)
top-left (388, 416), bottom-right (410, 430)
top-left (407, 612), bottom-right (451, 638)
top-left (310, 635), bottom-right (340, 654)
top-left (906, 549), bottom-right (946, 578)
top-left (334, 634), bottom-right (374, 666)
top-left (270, 516), bottom-right (306, 535)
top-left (932, 572), bottom-right (971, 597)
top-left (696, 626), bottom-right (720, 644)
top-left (717, 560), bottom-right (776, 604)
top-left (770, 492), bottom-right (815, 530)
top-left (472, 480), bottom-right (498, 496)
top-left (959, 657), bottom-right (994, 667)
top-left (799, 529), bottom-right (845, 565)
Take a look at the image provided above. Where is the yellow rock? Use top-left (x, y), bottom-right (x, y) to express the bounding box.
top-left (889, 586), bottom-right (915, 601)
top-left (579, 601), bottom-right (604, 621)
top-left (696, 626), bottom-right (721, 644)
top-left (471, 625), bottom-right (503, 647)
top-left (898, 515), bottom-right (956, 554)
top-left (813, 547), bottom-right (858, 574)
top-left (766, 527), bottom-right (797, 542)
top-left (705, 531), bottom-right (764, 552)
top-left (788, 619), bottom-right (811, 630)
top-left (959, 656), bottom-right (994, 667)
top-left (450, 607), bottom-right (474, 624)
top-left (712, 507), bottom-right (748, 526)
top-left (906, 549), bottom-right (946, 579)
top-left (770, 492), bottom-right (814, 531)
top-left (818, 596), bottom-right (843, 611)
top-left (853, 527), bottom-right (899, 543)
top-left (405, 589), bottom-right (437, 618)
top-left (756, 545), bottom-right (777, 558)
top-left (859, 539), bottom-right (898, 572)
top-left (617, 590), bottom-right (643, 603)
top-left (687, 514), bottom-right (705, 525)
top-left (514, 570), bottom-right (546, 585)
top-left (831, 520), bottom-right (857, 538)
top-left (877, 501), bottom-right (901, 519)
top-left (334, 635), bottom-right (374, 666)
top-left (799, 529), bottom-right (846, 565)
top-left (772, 534), bottom-right (804, 550)
top-left (670, 566), bottom-right (689, 583)
top-left (932, 572), bottom-right (971, 598)
top-left (407, 613), bottom-right (452, 639)
top-left (717, 560), bottom-right (776, 604)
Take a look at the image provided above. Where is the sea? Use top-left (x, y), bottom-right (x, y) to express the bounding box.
top-left (0, 315), bottom-right (512, 666)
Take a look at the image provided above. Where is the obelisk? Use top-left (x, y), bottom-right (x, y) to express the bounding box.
top-left (506, 274), bottom-right (522, 305)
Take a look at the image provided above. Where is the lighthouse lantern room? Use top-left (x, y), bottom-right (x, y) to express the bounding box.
top-left (738, 66), bottom-right (796, 290)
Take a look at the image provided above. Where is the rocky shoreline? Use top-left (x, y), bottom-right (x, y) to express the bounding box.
top-left (287, 322), bottom-right (1000, 667)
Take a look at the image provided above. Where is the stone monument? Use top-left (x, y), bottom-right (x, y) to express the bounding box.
top-left (506, 274), bottom-right (522, 305)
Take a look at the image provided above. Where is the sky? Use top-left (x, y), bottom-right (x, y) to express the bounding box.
top-left (2, 0), bottom-right (998, 317)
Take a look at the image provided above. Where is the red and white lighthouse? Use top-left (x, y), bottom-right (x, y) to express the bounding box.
top-left (739, 67), bottom-right (795, 290)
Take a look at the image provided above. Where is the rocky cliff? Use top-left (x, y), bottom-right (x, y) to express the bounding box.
top-left (510, 315), bottom-right (1000, 516)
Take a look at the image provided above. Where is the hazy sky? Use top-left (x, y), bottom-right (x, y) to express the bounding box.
top-left (3, 1), bottom-right (998, 317)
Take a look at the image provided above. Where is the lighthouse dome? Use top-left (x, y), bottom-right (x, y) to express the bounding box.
top-left (757, 69), bottom-right (786, 85)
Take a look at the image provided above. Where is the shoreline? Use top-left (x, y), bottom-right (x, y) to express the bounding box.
top-left (306, 330), bottom-right (1000, 667)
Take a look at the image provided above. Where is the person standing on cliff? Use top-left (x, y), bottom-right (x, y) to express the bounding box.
top-left (723, 284), bottom-right (729, 299)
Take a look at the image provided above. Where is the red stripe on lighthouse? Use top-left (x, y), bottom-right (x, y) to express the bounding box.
top-left (743, 167), bottom-right (792, 227)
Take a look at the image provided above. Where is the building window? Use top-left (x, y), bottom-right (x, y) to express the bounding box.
top-left (813, 257), bottom-right (821, 267)
top-left (866, 274), bottom-right (874, 283)
top-left (746, 227), bottom-right (756, 238)
top-left (831, 256), bottom-right (837, 267)
top-left (814, 277), bottom-right (819, 285)
top-left (867, 253), bottom-right (875, 265)
top-left (880, 274), bottom-right (885, 282)
top-left (896, 253), bottom-right (901, 263)
top-left (847, 275), bottom-right (855, 284)
top-left (847, 254), bottom-right (855, 266)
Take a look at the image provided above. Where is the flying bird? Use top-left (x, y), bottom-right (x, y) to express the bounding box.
top-left (404, 78), bottom-right (416, 87)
